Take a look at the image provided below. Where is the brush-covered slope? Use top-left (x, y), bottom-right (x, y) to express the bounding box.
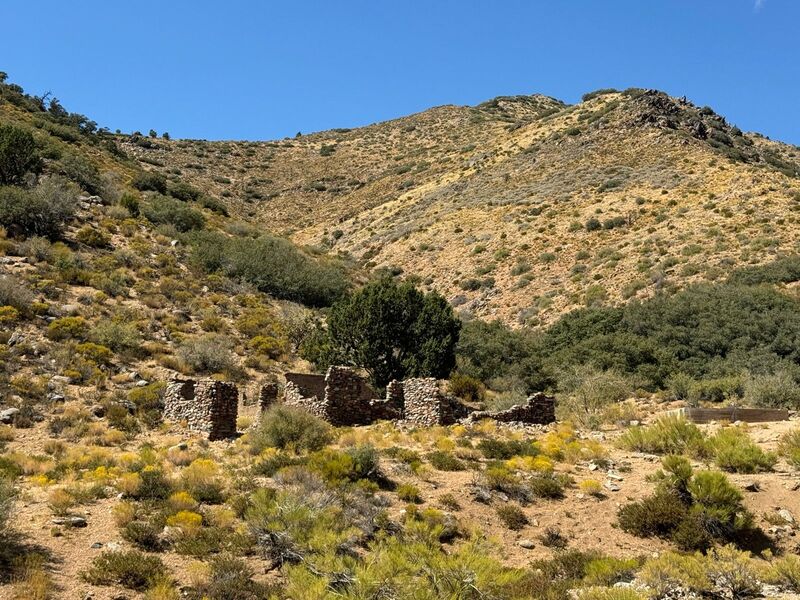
top-left (134, 89), bottom-right (800, 325)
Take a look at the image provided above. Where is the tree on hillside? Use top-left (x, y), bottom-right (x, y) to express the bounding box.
top-left (302, 278), bottom-right (461, 388)
top-left (0, 124), bottom-right (40, 185)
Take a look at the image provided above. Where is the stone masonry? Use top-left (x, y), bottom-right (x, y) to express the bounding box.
top-left (279, 367), bottom-right (554, 427)
top-left (258, 382), bottom-right (279, 412)
top-left (465, 392), bottom-right (556, 425)
top-left (164, 379), bottom-right (239, 440)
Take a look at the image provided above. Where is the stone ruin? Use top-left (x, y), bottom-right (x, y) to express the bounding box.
top-left (161, 369), bottom-right (556, 439)
top-left (163, 379), bottom-right (238, 440)
top-left (279, 366), bottom-right (547, 427)
top-left (283, 366), bottom-right (402, 425)
top-left (465, 392), bottom-right (556, 425)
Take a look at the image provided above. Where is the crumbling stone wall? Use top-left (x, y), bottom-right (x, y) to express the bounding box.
top-left (164, 379), bottom-right (239, 440)
top-left (465, 392), bottom-right (555, 425)
top-left (401, 378), bottom-right (468, 426)
top-left (258, 382), bottom-right (279, 412)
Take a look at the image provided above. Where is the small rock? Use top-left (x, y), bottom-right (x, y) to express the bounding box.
top-left (135, 380), bottom-right (149, 387)
top-left (743, 481), bottom-right (760, 492)
top-left (0, 408), bottom-right (20, 424)
top-left (778, 509), bottom-right (795, 524)
top-left (52, 516), bottom-right (87, 528)
top-left (606, 471), bottom-right (624, 481)
top-left (785, 481), bottom-right (800, 491)
top-left (170, 239), bottom-right (179, 247)
top-left (91, 542), bottom-right (103, 549)
top-left (47, 392), bottom-right (65, 403)
top-left (604, 481), bottom-right (621, 492)
top-left (518, 539), bottom-right (536, 549)
top-left (629, 420), bottom-right (640, 427)
top-left (588, 462), bottom-right (598, 471)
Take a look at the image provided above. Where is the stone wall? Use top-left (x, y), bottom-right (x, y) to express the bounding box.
top-left (401, 378), bottom-right (468, 426)
top-left (164, 379), bottom-right (239, 440)
top-left (465, 392), bottom-right (555, 425)
top-left (258, 382), bottom-right (279, 412)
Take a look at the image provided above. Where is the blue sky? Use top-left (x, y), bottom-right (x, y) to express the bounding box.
top-left (1, 1), bottom-right (798, 143)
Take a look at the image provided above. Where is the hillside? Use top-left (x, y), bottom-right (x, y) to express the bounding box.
top-left (130, 89), bottom-right (800, 325)
top-left (3, 74), bottom-right (800, 600)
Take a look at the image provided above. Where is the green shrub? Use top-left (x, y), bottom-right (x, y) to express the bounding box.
top-left (0, 476), bottom-right (14, 538)
top-left (195, 554), bottom-right (274, 599)
top-left (744, 370), bottom-right (800, 408)
top-left (119, 192), bottom-right (140, 216)
top-left (0, 275), bottom-right (34, 312)
top-left (75, 342), bottom-right (114, 365)
top-left (617, 491), bottom-right (687, 538)
top-left (476, 438), bottom-right (537, 460)
top-left (90, 319), bottom-right (141, 353)
top-left (496, 504), bottom-right (528, 530)
top-left (132, 171), bottom-right (167, 194)
top-left (308, 445), bottom-right (380, 484)
top-left (82, 549), bottom-right (166, 591)
top-left (47, 316), bottom-right (88, 341)
top-left (529, 473), bottom-right (568, 499)
top-left (177, 334), bottom-right (237, 373)
top-left (711, 427), bottom-right (776, 473)
top-left (763, 554), bottom-right (800, 592)
top-left (189, 230), bottom-right (348, 307)
top-left (449, 373), bottom-right (485, 402)
top-left (0, 178), bottom-right (76, 238)
top-left (250, 405), bottom-right (332, 453)
top-left (75, 226), bottom-right (110, 248)
top-left (0, 123), bottom-right (40, 185)
top-left (778, 429), bottom-right (800, 469)
top-left (427, 450), bottom-right (465, 471)
top-left (142, 194), bottom-right (205, 232)
top-left (58, 152), bottom-right (103, 195)
top-left (121, 520), bottom-right (162, 551)
top-left (167, 180), bottom-right (201, 202)
top-left (397, 483), bottom-right (422, 503)
top-left (619, 415), bottom-right (707, 456)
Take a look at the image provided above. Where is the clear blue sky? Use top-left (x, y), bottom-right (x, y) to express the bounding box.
top-left (1, 1), bottom-right (798, 143)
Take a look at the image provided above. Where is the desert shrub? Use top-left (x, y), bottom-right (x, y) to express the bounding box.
top-left (132, 171), bottom-right (167, 194)
top-left (121, 520), bottom-right (162, 551)
top-left (119, 192), bottom-right (140, 216)
top-left (397, 483), bottom-right (422, 503)
top-left (476, 438), bottom-right (537, 460)
top-left (579, 479), bottom-right (604, 497)
top-left (189, 230), bottom-right (348, 307)
top-left (0, 178), bottom-right (76, 238)
top-left (90, 319), bottom-right (141, 353)
top-left (557, 366), bottom-right (631, 428)
top-left (249, 405), bottom-right (332, 453)
top-left (142, 194), bottom-right (205, 232)
top-left (194, 554), bottom-right (274, 600)
top-left (127, 466), bottom-right (172, 500)
top-left (529, 473), bottom-right (569, 499)
top-left (618, 491), bottom-right (688, 538)
top-left (729, 255), bottom-right (800, 285)
top-left (710, 427), bottom-right (776, 473)
top-left (585, 218), bottom-right (602, 231)
top-left (619, 415), bottom-right (707, 456)
top-left (58, 152), bottom-right (103, 195)
top-left (308, 445), bottom-right (380, 485)
top-left (46, 316), bottom-right (88, 341)
top-left (540, 526), bottom-right (568, 549)
top-left (75, 226), bottom-right (110, 248)
top-left (705, 545), bottom-right (760, 598)
top-left (449, 373), bottom-right (485, 402)
top-left (637, 551), bottom-right (710, 598)
top-left (619, 457), bottom-right (752, 551)
top-left (439, 493), bottom-right (461, 511)
top-left (128, 382), bottom-right (166, 426)
top-left (496, 504), bottom-right (528, 530)
top-left (177, 334), bottom-right (237, 373)
top-left (778, 429), bottom-right (800, 469)
top-left (199, 195), bottom-right (229, 215)
top-left (763, 554), bottom-right (800, 592)
top-left (167, 180), bottom-right (201, 202)
top-left (0, 123), bottom-right (40, 185)
top-left (744, 370), bottom-right (800, 408)
top-left (75, 342), bottom-right (113, 365)
top-left (82, 549), bottom-right (166, 591)
top-left (426, 450), bottom-right (465, 471)
top-left (687, 375), bottom-right (744, 404)
top-left (245, 485), bottom-right (357, 566)
top-left (181, 458), bottom-right (225, 503)
top-left (0, 476), bottom-right (14, 538)
top-left (0, 275), bottom-right (34, 312)
top-left (582, 556), bottom-right (639, 587)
